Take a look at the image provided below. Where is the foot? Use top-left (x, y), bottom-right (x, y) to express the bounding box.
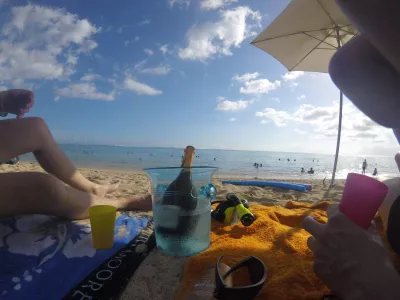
top-left (92, 182), bottom-right (120, 197)
top-left (120, 194), bottom-right (152, 211)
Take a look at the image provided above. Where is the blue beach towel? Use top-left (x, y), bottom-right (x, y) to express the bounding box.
top-left (0, 213), bottom-right (155, 300)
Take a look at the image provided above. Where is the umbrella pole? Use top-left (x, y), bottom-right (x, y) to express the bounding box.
top-left (330, 90), bottom-right (343, 187)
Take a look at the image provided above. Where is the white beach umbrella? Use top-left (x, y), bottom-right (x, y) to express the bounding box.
top-left (251, 0), bottom-right (358, 185)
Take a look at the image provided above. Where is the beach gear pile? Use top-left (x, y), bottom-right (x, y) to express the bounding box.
top-left (176, 201), bottom-right (332, 300)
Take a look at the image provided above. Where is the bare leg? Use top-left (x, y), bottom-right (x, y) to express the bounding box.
top-left (0, 117), bottom-right (118, 196)
top-left (0, 172), bottom-right (152, 219)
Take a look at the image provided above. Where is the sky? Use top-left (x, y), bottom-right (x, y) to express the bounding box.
top-left (0, 0), bottom-right (398, 156)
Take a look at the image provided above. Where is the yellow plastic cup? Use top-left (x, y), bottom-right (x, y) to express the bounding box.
top-left (89, 205), bottom-right (117, 249)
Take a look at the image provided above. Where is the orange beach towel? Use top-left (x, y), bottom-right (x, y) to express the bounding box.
top-left (175, 201), bottom-right (332, 300)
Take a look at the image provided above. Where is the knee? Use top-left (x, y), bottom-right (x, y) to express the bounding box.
top-left (25, 117), bottom-right (51, 143)
top-left (28, 117), bottom-right (48, 132)
top-left (395, 152), bottom-right (400, 163)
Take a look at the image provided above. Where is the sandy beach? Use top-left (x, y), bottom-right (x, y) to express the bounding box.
top-left (0, 162), bottom-right (346, 299)
top-left (0, 162), bottom-right (346, 205)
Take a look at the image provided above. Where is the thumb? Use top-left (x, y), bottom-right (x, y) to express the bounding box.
top-left (368, 221), bottom-right (379, 235)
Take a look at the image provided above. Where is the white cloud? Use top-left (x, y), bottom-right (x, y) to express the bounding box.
top-left (54, 96), bottom-right (60, 101)
top-left (260, 120), bottom-right (268, 124)
top-left (0, 86), bottom-right (7, 91)
top-left (282, 71), bottom-right (305, 81)
top-left (232, 72), bottom-right (259, 82)
top-left (134, 59), bottom-right (171, 76)
top-left (124, 36), bottom-right (139, 47)
top-left (0, 4), bottom-right (98, 84)
top-left (169, 0), bottom-right (190, 8)
top-left (229, 117), bottom-right (237, 122)
top-left (138, 19), bottom-right (151, 26)
top-left (270, 97), bottom-right (280, 103)
top-left (141, 65), bottom-right (172, 76)
top-left (80, 73), bottom-right (101, 81)
top-left (160, 44), bottom-right (169, 55)
top-left (144, 49), bottom-right (154, 56)
top-left (66, 54), bottom-right (78, 65)
top-left (353, 118), bottom-right (377, 132)
top-left (294, 128), bottom-right (306, 135)
top-left (55, 83), bottom-right (115, 101)
top-left (297, 94), bottom-right (306, 101)
top-left (216, 97), bottom-right (249, 111)
top-left (255, 108), bottom-right (293, 127)
top-left (134, 59), bottom-right (147, 70)
top-left (200, 0), bottom-right (238, 11)
top-left (123, 76), bottom-right (162, 96)
top-left (289, 82), bottom-right (298, 88)
top-left (255, 101), bottom-right (387, 142)
top-left (240, 79), bottom-right (281, 95)
top-left (178, 6), bottom-right (261, 61)
top-left (294, 104), bottom-right (337, 123)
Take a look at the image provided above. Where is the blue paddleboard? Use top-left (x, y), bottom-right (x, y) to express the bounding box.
top-left (222, 180), bottom-right (310, 192)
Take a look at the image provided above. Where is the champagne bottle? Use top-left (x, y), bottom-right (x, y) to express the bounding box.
top-left (158, 146), bottom-right (199, 236)
top-left (161, 145), bottom-right (198, 210)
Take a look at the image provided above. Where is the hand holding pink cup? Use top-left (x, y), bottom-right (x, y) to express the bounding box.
top-left (340, 173), bottom-right (388, 229)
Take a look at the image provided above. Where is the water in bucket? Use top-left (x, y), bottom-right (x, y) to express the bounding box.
top-left (144, 166), bottom-right (217, 256)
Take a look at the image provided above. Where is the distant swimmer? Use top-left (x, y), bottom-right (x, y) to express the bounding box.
top-left (301, 167), bottom-right (305, 173)
top-left (254, 162), bottom-right (257, 167)
top-left (214, 157), bottom-right (216, 161)
top-left (373, 168), bottom-right (378, 176)
top-left (307, 167), bottom-right (314, 174)
top-left (287, 158), bottom-right (290, 162)
top-left (260, 163), bottom-right (262, 167)
top-left (278, 158), bottom-right (281, 161)
top-left (294, 159), bottom-right (296, 162)
top-left (362, 159), bottom-right (368, 175)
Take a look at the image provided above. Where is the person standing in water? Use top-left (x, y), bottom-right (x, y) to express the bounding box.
top-left (362, 159), bottom-right (368, 175)
top-left (373, 168), bottom-right (378, 176)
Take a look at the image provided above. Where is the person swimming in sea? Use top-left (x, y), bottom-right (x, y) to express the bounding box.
top-left (373, 168), bottom-right (378, 176)
top-left (301, 167), bottom-right (305, 173)
top-left (307, 167), bottom-right (314, 174)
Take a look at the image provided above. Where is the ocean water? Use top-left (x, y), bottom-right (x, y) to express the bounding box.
top-left (20, 144), bottom-right (400, 179)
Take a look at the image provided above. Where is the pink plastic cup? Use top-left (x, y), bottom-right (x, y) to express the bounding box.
top-left (339, 173), bottom-right (388, 229)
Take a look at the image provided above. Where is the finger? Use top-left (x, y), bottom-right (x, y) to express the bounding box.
top-left (326, 204), bottom-right (339, 219)
top-left (302, 216), bottom-right (325, 240)
top-left (307, 236), bottom-right (320, 253)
